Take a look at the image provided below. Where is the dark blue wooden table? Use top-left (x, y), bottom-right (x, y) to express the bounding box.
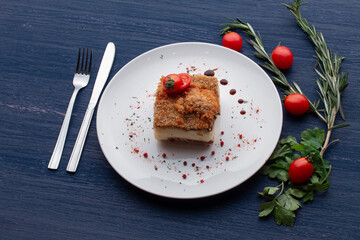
top-left (1, 0), bottom-right (359, 239)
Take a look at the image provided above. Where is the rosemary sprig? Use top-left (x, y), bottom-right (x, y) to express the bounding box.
top-left (282, 0), bottom-right (349, 155)
top-left (221, 0), bottom-right (349, 226)
top-left (220, 0), bottom-right (349, 153)
top-left (220, 18), bottom-right (326, 122)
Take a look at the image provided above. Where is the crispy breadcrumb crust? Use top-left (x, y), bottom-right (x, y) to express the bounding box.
top-left (154, 74), bottom-right (220, 131)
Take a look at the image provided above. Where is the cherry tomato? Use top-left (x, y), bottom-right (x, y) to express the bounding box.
top-left (271, 46), bottom-right (293, 69)
top-left (162, 73), bottom-right (191, 94)
top-left (222, 32), bottom-right (243, 51)
top-left (289, 157), bottom-right (314, 184)
top-left (284, 93), bottom-right (309, 115)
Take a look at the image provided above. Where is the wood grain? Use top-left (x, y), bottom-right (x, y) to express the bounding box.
top-left (0, 0), bottom-right (359, 239)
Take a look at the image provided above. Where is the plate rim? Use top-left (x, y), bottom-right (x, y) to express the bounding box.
top-left (96, 41), bottom-right (283, 199)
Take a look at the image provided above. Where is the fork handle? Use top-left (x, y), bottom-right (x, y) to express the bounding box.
top-left (66, 104), bottom-right (95, 172)
top-left (48, 89), bottom-right (79, 170)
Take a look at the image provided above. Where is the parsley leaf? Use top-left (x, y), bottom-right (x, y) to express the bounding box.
top-left (286, 188), bottom-right (306, 198)
top-left (301, 128), bottom-right (324, 149)
top-left (259, 201), bottom-right (276, 217)
top-left (259, 186), bottom-right (280, 196)
top-left (261, 165), bottom-right (289, 182)
top-left (269, 136), bottom-right (298, 161)
top-left (278, 191), bottom-right (301, 211)
top-left (258, 128), bottom-right (332, 226)
top-left (279, 135), bottom-right (298, 146)
top-left (303, 191), bottom-right (314, 203)
top-left (273, 204), bottom-right (295, 226)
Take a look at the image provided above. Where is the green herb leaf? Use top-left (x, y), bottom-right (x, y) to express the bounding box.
top-left (291, 144), bottom-right (304, 151)
top-left (258, 201), bottom-right (276, 217)
top-left (270, 161), bottom-right (289, 171)
top-left (301, 128), bottom-right (325, 149)
top-left (287, 188), bottom-right (307, 198)
top-left (259, 186), bottom-right (280, 196)
top-left (277, 192), bottom-right (301, 211)
top-left (273, 204), bottom-right (295, 226)
top-left (279, 136), bottom-right (299, 146)
top-left (313, 181), bottom-right (331, 191)
top-left (269, 144), bottom-right (293, 161)
top-left (262, 166), bottom-right (289, 182)
top-left (303, 191), bottom-right (314, 203)
top-left (310, 175), bottom-right (320, 184)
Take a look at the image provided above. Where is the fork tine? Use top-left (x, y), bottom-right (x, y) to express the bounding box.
top-left (84, 49), bottom-right (89, 73)
top-left (88, 49), bottom-right (93, 74)
top-left (76, 48), bottom-right (81, 73)
top-left (80, 48), bottom-right (85, 74)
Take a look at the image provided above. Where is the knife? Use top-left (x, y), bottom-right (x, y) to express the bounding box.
top-left (66, 42), bottom-right (115, 172)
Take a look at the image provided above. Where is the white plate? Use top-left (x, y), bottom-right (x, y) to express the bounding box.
top-left (96, 42), bottom-right (282, 199)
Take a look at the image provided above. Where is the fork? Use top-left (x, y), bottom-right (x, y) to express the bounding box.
top-left (48, 48), bottom-right (92, 170)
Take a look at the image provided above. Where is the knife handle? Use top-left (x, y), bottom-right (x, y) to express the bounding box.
top-left (66, 105), bottom-right (95, 172)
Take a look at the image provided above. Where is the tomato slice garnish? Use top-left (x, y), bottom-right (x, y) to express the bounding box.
top-left (162, 73), bottom-right (191, 94)
top-left (178, 73), bottom-right (191, 91)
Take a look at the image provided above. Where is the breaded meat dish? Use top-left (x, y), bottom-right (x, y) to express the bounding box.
top-left (154, 74), bottom-right (220, 144)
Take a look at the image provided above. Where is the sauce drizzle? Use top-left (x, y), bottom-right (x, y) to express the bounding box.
top-left (220, 79), bottom-right (228, 85)
top-left (204, 70), bottom-right (215, 76)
